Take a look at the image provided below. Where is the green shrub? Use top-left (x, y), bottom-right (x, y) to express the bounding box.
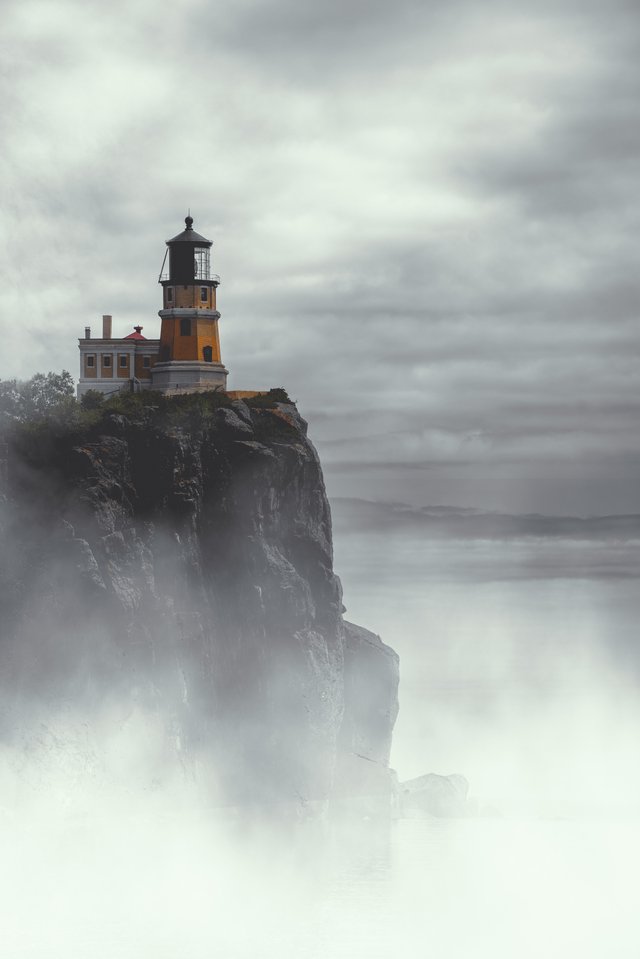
top-left (80, 390), bottom-right (105, 410)
top-left (244, 388), bottom-right (292, 408)
top-left (3, 377), bottom-right (296, 456)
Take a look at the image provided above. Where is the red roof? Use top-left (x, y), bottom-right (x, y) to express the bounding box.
top-left (124, 326), bottom-right (146, 340)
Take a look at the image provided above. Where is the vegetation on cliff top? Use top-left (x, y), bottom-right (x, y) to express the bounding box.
top-left (0, 373), bottom-right (294, 466)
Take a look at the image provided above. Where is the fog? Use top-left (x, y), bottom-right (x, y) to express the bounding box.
top-left (1, 487), bottom-right (639, 956)
top-left (2, 737), bottom-right (639, 958)
top-left (333, 498), bottom-right (640, 816)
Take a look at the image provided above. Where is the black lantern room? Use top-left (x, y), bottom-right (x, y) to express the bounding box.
top-left (159, 215), bottom-right (220, 288)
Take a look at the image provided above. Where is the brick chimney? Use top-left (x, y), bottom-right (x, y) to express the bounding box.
top-left (102, 314), bottom-right (112, 338)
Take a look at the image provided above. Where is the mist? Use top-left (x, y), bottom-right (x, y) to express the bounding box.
top-left (2, 467), bottom-right (640, 956)
top-left (333, 497), bottom-right (640, 817)
top-left (2, 683), bottom-right (639, 957)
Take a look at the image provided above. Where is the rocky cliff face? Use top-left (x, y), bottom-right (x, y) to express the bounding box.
top-left (0, 396), bottom-right (398, 809)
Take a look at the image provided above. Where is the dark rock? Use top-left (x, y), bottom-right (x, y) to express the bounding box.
top-left (334, 622), bottom-right (400, 811)
top-left (0, 399), bottom-right (399, 810)
top-left (400, 772), bottom-right (470, 818)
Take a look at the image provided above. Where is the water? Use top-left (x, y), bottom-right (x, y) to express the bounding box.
top-left (310, 818), bottom-right (640, 959)
top-left (2, 813), bottom-right (639, 957)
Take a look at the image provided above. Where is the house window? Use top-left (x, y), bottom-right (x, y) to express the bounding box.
top-left (143, 356), bottom-right (150, 368)
top-left (200, 287), bottom-right (207, 302)
top-left (167, 288), bottom-right (173, 302)
top-left (103, 355), bottom-right (112, 367)
top-left (119, 355), bottom-right (128, 368)
top-left (203, 346), bottom-right (213, 362)
top-left (86, 355), bottom-right (95, 368)
top-left (180, 318), bottom-right (191, 336)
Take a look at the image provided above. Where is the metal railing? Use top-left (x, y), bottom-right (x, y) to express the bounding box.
top-left (159, 273), bottom-right (220, 284)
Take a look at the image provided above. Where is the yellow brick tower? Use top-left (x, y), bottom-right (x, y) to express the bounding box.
top-left (151, 215), bottom-right (228, 392)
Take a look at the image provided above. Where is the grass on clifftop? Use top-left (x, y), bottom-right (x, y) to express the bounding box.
top-left (2, 379), bottom-right (293, 465)
top-left (82, 386), bottom-right (292, 424)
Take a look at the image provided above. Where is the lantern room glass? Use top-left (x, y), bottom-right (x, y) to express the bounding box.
top-left (194, 248), bottom-right (210, 279)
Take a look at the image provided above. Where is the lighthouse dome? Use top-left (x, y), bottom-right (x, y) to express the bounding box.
top-left (166, 215), bottom-right (212, 247)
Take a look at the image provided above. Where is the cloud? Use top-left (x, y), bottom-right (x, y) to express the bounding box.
top-left (0, 0), bottom-right (638, 513)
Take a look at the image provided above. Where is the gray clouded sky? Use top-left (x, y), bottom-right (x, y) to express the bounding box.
top-left (1, 0), bottom-right (638, 514)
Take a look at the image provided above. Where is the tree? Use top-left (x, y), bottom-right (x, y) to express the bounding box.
top-left (0, 380), bottom-right (22, 419)
top-left (0, 371), bottom-right (75, 422)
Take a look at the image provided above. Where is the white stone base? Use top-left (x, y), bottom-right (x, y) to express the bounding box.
top-left (77, 378), bottom-right (139, 399)
top-left (150, 361), bottom-right (229, 394)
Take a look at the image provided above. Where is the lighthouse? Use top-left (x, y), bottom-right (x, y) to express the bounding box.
top-left (150, 215), bottom-right (228, 392)
top-left (77, 215), bottom-right (231, 397)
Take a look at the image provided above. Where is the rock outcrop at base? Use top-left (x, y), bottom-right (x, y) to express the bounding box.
top-left (399, 773), bottom-right (470, 817)
top-left (334, 621), bottom-right (400, 809)
top-left (0, 395), bottom-right (399, 808)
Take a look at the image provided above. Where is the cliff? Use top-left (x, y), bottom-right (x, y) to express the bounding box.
top-left (0, 393), bottom-right (398, 810)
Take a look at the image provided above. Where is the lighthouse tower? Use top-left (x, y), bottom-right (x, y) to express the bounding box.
top-left (150, 215), bottom-right (228, 393)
